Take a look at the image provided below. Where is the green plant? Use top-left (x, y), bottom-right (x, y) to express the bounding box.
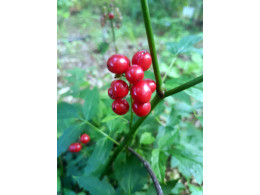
top-left (57, 0), bottom-right (203, 194)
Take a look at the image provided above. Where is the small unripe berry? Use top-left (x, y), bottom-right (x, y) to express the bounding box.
top-left (112, 99), bottom-right (129, 115)
top-left (109, 12), bottom-right (114, 19)
top-left (132, 50), bottom-right (152, 71)
top-left (107, 54), bottom-right (130, 74)
top-left (125, 65), bottom-right (144, 84)
top-left (132, 101), bottom-right (151, 117)
top-left (80, 134), bottom-right (90, 144)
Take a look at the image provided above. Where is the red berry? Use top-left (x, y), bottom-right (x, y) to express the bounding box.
top-left (111, 80), bottom-right (129, 99)
top-left (80, 134), bottom-right (90, 144)
top-left (108, 87), bottom-right (116, 99)
top-left (112, 99), bottom-right (129, 115)
top-left (69, 143), bottom-right (82, 153)
top-left (125, 65), bottom-right (144, 84)
top-left (131, 80), bottom-right (152, 103)
top-left (144, 79), bottom-right (156, 93)
top-left (132, 50), bottom-right (152, 71)
top-left (107, 54), bottom-right (130, 74)
top-left (132, 101), bottom-right (151, 117)
top-left (109, 12), bottom-right (114, 19)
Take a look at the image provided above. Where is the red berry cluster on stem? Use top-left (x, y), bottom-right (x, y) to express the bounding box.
top-left (68, 133), bottom-right (90, 153)
top-left (107, 50), bottom-right (156, 117)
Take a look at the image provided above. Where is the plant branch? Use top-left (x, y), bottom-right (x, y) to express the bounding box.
top-left (164, 75), bottom-right (203, 97)
top-left (140, 0), bottom-right (163, 94)
top-left (127, 147), bottom-right (163, 195)
top-left (85, 121), bottom-right (120, 145)
top-left (84, 121), bottom-right (163, 194)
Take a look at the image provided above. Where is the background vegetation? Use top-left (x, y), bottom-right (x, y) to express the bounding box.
top-left (57, 0), bottom-right (203, 194)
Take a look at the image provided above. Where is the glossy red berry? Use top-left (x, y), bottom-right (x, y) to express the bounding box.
top-left (144, 79), bottom-right (156, 93)
top-left (69, 143), bottom-right (82, 153)
top-left (112, 99), bottom-right (129, 115)
top-left (132, 50), bottom-right (152, 71)
top-left (109, 12), bottom-right (114, 19)
top-left (108, 87), bottom-right (116, 99)
top-left (131, 80), bottom-right (152, 103)
top-left (80, 134), bottom-right (90, 144)
top-left (107, 54), bottom-right (130, 74)
top-left (111, 80), bottom-right (129, 99)
top-left (132, 101), bottom-right (151, 117)
top-left (125, 65), bottom-right (144, 84)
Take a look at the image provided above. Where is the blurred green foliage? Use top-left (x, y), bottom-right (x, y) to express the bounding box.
top-left (57, 0), bottom-right (203, 194)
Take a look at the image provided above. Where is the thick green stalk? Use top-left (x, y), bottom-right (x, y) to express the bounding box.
top-left (140, 0), bottom-right (163, 94)
top-left (100, 94), bottom-right (162, 178)
top-left (165, 75), bottom-right (203, 97)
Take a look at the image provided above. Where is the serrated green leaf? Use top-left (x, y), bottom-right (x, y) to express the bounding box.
top-left (166, 35), bottom-right (202, 55)
top-left (188, 184), bottom-right (203, 195)
top-left (114, 155), bottom-right (147, 194)
top-left (171, 146), bottom-right (203, 184)
top-left (57, 124), bottom-right (85, 157)
top-left (140, 132), bottom-right (155, 145)
top-left (151, 149), bottom-right (167, 182)
top-left (75, 175), bottom-right (116, 195)
top-left (84, 137), bottom-right (113, 176)
top-left (83, 87), bottom-right (99, 121)
top-left (63, 189), bottom-right (77, 195)
top-left (157, 127), bottom-right (179, 149)
top-left (57, 102), bottom-right (79, 120)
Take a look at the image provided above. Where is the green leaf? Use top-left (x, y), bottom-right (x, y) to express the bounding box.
top-left (84, 137), bottom-right (113, 176)
top-left (157, 127), bottom-right (179, 149)
top-left (146, 179), bottom-right (179, 195)
top-left (184, 87), bottom-right (203, 102)
top-left (114, 154), bottom-right (147, 194)
top-left (188, 184), bottom-right (203, 195)
top-left (57, 175), bottom-right (61, 192)
top-left (57, 124), bottom-right (84, 157)
top-left (101, 115), bottom-right (126, 123)
top-left (140, 132), bottom-right (155, 145)
top-left (151, 149), bottom-right (167, 182)
top-left (172, 182), bottom-right (185, 194)
top-left (57, 102), bottom-right (79, 120)
top-left (83, 87), bottom-right (99, 121)
top-left (63, 189), bottom-right (76, 195)
top-left (166, 35), bottom-right (202, 55)
top-left (171, 145), bottom-right (203, 184)
top-left (75, 175), bottom-right (116, 195)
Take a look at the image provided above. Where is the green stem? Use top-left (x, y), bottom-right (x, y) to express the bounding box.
top-left (162, 56), bottom-right (177, 82)
top-left (165, 75), bottom-right (203, 97)
top-left (85, 121), bottom-right (120, 145)
top-left (110, 19), bottom-right (118, 53)
top-left (100, 94), bottom-right (162, 178)
top-left (140, 0), bottom-right (163, 93)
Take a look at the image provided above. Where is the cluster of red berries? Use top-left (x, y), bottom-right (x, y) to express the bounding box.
top-left (68, 133), bottom-right (90, 153)
top-left (107, 51), bottom-right (156, 117)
